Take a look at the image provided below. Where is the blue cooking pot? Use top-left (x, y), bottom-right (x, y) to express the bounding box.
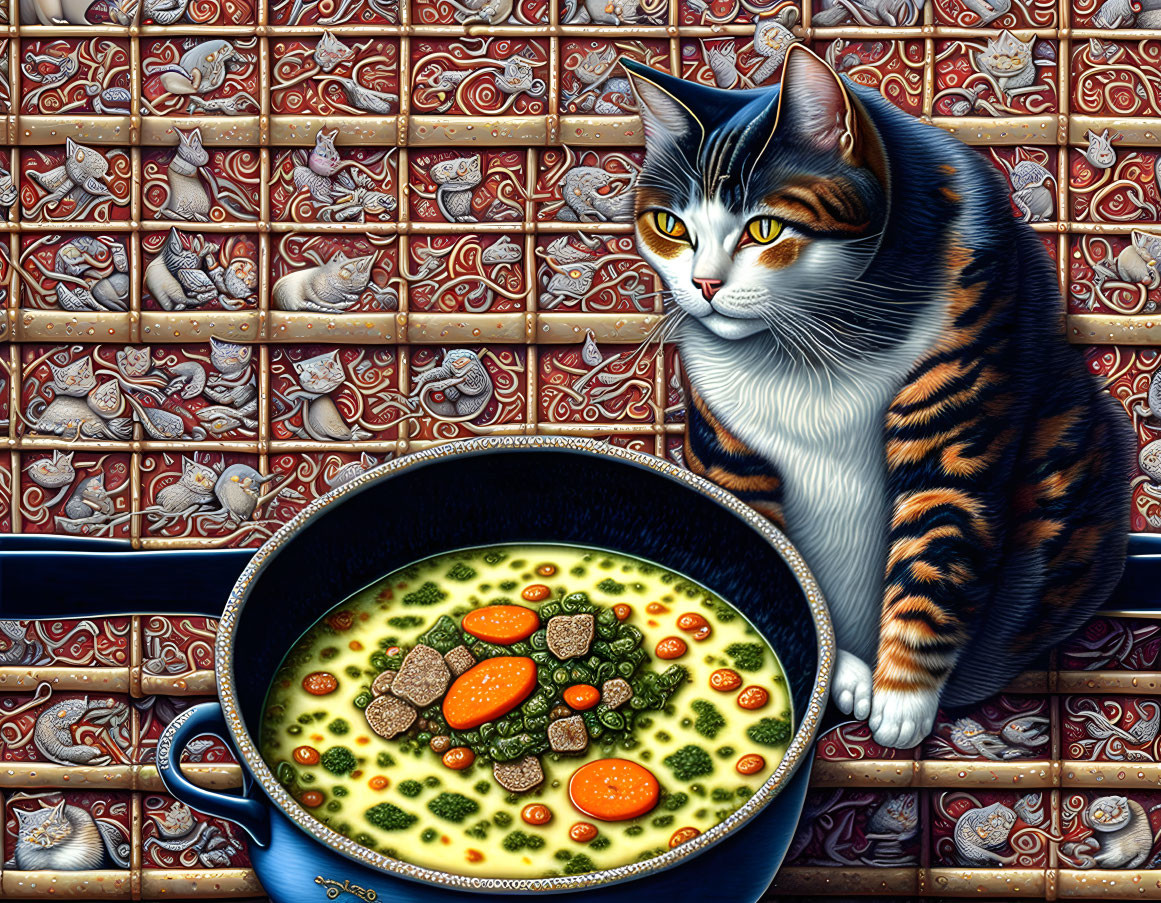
top-left (142, 436), bottom-right (832, 902)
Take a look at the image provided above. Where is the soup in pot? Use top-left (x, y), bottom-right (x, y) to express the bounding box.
top-left (260, 544), bottom-right (792, 878)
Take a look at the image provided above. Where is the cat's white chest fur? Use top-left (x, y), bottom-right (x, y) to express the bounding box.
top-left (680, 324), bottom-right (939, 662)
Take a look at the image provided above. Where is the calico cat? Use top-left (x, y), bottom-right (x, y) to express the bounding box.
top-left (12, 801), bottom-right (130, 871)
top-left (624, 46), bottom-right (1133, 749)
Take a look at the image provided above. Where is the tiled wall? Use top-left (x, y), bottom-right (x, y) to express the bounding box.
top-left (0, 0), bottom-right (1158, 896)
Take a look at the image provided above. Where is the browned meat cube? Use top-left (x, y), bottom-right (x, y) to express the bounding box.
top-left (601, 677), bottom-right (633, 710)
top-left (547, 715), bottom-right (588, 753)
top-left (444, 645), bottom-right (476, 678)
top-left (546, 614), bottom-right (595, 660)
top-left (493, 755), bottom-right (544, 793)
top-left (364, 694), bottom-right (416, 739)
top-left (391, 644), bottom-right (451, 707)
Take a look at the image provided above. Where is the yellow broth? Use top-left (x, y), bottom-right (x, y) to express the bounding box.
top-left (260, 545), bottom-right (792, 878)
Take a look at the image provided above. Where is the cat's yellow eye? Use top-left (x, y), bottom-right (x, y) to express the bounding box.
top-left (654, 211), bottom-right (687, 240)
top-left (746, 217), bottom-right (782, 244)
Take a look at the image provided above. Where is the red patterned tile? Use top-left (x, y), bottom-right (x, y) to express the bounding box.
top-left (979, 147), bottom-right (1059, 223)
top-left (1060, 791), bottom-right (1161, 867)
top-left (934, 34), bottom-right (1058, 117)
top-left (817, 40), bottom-right (925, 115)
top-left (271, 140), bottom-right (398, 225)
top-left (678, 0), bottom-right (792, 24)
top-left (20, 39), bottom-right (131, 116)
top-left (1072, 236), bottom-right (1160, 315)
top-left (540, 343), bottom-right (658, 425)
top-left (1061, 617), bottom-right (1161, 671)
top-left (4, 791), bottom-right (132, 869)
top-left (142, 0), bottom-right (256, 24)
top-left (934, 0), bottom-right (1056, 27)
top-left (535, 233), bottom-right (653, 313)
top-left (141, 38), bottom-right (259, 117)
top-left (142, 229), bottom-right (258, 311)
top-left (1071, 144), bottom-right (1161, 224)
top-left (0, 618), bottom-right (131, 668)
top-left (408, 150), bottom-right (525, 224)
top-left (270, 345), bottom-right (401, 441)
top-left (141, 793), bottom-right (250, 868)
top-left (411, 0), bottom-right (544, 22)
top-left (408, 234), bottom-right (525, 313)
top-left (560, 40), bottom-right (671, 115)
top-left (811, 0), bottom-right (920, 24)
top-left (269, 0), bottom-right (399, 23)
top-left (1063, 695), bottom-right (1161, 761)
top-left (19, 452), bottom-right (132, 538)
top-left (407, 346), bottom-right (527, 439)
top-left (139, 452), bottom-right (275, 547)
top-left (535, 148), bottom-right (639, 225)
top-left (142, 616), bottom-right (218, 676)
top-left (924, 696), bottom-right (1051, 761)
top-left (271, 37), bottom-right (399, 115)
top-left (0, 690), bottom-right (132, 765)
top-left (787, 790), bottom-right (920, 866)
top-left (1071, 40), bottom-right (1161, 118)
top-left (20, 145), bottom-right (132, 223)
top-left (271, 233), bottom-right (399, 314)
top-left (143, 140), bottom-right (260, 224)
top-left (18, 232), bottom-right (131, 312)
top-left (931, 790), bottom-right (1052, 867)
top-left (680, 36), bottom-right (791, 90)
top-left (411, 39), bottom-right (548, 116)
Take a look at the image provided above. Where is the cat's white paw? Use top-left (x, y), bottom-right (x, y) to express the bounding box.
top-left (868, 687), bottom-right (940, 750)
top-left (832, 650), bottom-right (873, 721)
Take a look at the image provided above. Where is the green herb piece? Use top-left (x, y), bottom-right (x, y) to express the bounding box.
top-left (319, 747), bottom-right (356, 776)
top-left (563, 854), bottom-right (595, 875)
top-left (663, 745), bottom-right (714, 781)
top-left (447, 563), bottom-right (477, 581)
top-left (427, 792), bottom-right (480, 823)
top-left (747, 717), bottom-right (791, 746)
top-left (364, 803), bottom-right (417, 831)
top-left (690, 700), bottom-right (725, 740)
top-left (725, 642), bottom-right (765, 672)
top-left (403, 582), bottom-right (447, 606)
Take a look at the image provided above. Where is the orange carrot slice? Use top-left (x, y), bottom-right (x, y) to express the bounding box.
top-left (568, 759), bottom-right (660, 822)
top-left (563, 684), bottom-right (600, 710)
top-left (442, 656), bottom-right (537, 729)
top-left (462, 605), bottom-right (540, 644)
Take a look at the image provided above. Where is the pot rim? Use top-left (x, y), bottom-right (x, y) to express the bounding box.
top-left (215, 436), bottom-right (834, 893)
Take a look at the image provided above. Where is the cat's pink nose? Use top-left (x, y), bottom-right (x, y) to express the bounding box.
top-left (693, 278), bottom-right (723, 301)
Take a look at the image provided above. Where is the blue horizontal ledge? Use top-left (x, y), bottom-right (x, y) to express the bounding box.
top-left (0, 533), bottom-right (1158, 621)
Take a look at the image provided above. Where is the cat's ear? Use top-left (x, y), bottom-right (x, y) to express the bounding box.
top-left (621, 59), bottom-right (703, 150)
top-left (776, 44), bottom-right (857, 155)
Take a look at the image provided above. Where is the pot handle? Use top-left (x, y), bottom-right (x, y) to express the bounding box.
top-left (157, 702), bottom-right (270, 848)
